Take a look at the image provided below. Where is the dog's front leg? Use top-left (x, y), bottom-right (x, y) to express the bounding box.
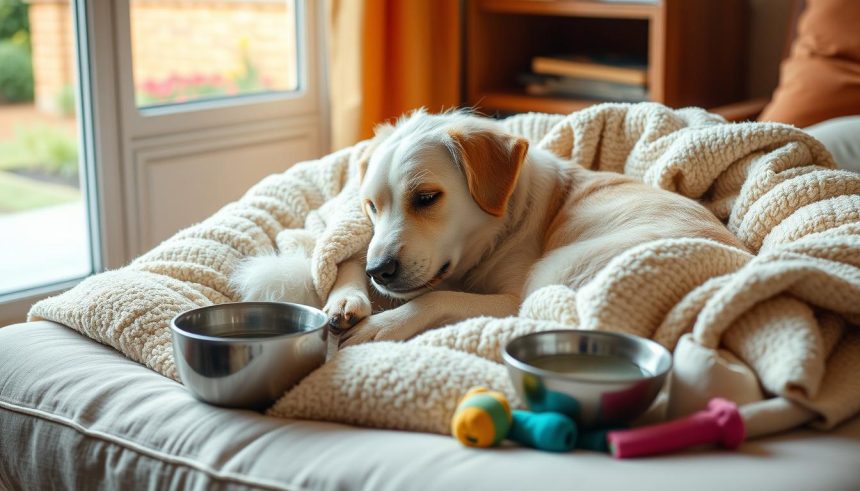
top-left (323, 255), bottom-right (372, 332)
top-left (339, 291), bottom-right (519, 346)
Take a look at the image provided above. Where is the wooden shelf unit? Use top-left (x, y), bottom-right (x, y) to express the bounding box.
top-left (464, 0), bottom-right (747, 115)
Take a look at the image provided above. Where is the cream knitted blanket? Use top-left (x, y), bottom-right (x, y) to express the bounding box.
top-left (29, 103), bottom-right (860, 439)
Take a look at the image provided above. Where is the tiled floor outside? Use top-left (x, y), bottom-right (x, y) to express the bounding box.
top-left (0, 202), bottom-right (90, 295)
top-left (0, 104), bottom-right (88, 296)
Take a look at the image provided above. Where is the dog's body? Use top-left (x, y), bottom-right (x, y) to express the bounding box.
top-left (232, 110), bottom-right (745, 346)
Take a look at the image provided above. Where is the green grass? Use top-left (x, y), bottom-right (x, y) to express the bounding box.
top-left (0, 171), bottom-right (79, 212)
top-left (0, 138), bottom-right (33, 170)
top-left (0, 124), bottom-right (79, 177)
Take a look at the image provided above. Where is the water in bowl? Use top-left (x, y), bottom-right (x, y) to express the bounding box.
top-left (527, 353), bottom-right (649, 381)
top-left (216, 329), bottom-right (292, 338)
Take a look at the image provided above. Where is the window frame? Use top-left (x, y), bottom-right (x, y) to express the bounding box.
top-left (115, 0), bottom-right (319, 139)
top-left (0, 0), bottom-right (328, 326)
top-left (114, 0), bottom-right (325, 257)
top-left (0, 0), bottom-right (125, 324)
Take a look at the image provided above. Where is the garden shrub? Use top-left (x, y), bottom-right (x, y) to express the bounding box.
top-left (0, 40), bottom-right (34, 103)
top-left (0, 0), bottom-right (29, 40)
top-left (56, 84), bottom-right (76, 117)
top-left (17, 124), bottom-right (79, 178)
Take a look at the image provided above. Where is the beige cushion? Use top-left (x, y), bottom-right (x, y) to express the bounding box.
top-left (806, 115), bottom-right (860, 173)
top-left (2, 321), bottom-right (860, 490)
top-left (758, 0), bottom-right (860, 128)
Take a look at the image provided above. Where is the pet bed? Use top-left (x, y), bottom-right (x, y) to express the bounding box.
top-left (29, 103), bottom-right (860, 439)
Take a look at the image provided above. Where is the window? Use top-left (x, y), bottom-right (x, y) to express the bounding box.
top-left (0, 0), bottom-right (323, 319)
top-left (129, 0), bottom-right (300, 108)
top-left (0, 0), bottom-right (94, 297)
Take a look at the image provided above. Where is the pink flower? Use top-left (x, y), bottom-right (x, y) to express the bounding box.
top-left (139, 78), bottom-right (173, 99)
top-left (141, 78), bottom-right (160, 93)
top-left (190, 73), bottom-right (206, 85)
top-left (159, 83), bottom-right (174, 96)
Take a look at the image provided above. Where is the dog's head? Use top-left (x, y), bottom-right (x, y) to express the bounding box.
top-left (359, 110), bottom-right (529, 299)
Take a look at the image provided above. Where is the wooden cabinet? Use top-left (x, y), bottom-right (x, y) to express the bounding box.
top-left (463, 0), bottom-right (748, 115)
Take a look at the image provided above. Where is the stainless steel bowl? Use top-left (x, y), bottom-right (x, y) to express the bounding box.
top-left (171, 302), bottom-right (327, 409)
top-left (503, 330), bottom-right (672, 428)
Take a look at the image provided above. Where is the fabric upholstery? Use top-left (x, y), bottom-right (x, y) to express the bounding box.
top-left (3, 321), bottom-right (860, 491)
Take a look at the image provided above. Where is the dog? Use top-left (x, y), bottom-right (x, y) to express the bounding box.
top-left (232, 109), bottom-right (745, 347)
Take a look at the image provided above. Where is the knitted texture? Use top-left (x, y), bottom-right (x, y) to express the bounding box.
top-left (29, 103), bottom-right (860, 436)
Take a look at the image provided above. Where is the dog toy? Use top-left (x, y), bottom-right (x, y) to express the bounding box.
top-left (451, 387), bottom-right (577, 452)
top-left (509, 410), bottom-right (578, 452)
top-left (576, 427), bottom-right (614, 452)
top-left (451, 387), bottom-right (513, 447)
top-left (606, 398), bottom-right (745, 458)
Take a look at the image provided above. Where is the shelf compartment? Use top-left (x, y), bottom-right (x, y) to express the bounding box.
top-left (478, 0), bottom-right (659, 20)
top-left (471, 90), bottom-right (598, 115)
top-left (464, 0), bottom-right (747, 114)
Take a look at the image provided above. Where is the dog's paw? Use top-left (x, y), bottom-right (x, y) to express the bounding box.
top-left (338, 309), bottom-right (412, 347)
top-left (323, 289), bottom-right (372, 334)
top-left (338, 316), bottom-right (385, 347)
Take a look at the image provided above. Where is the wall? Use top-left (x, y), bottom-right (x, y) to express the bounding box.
top-left (27, 0), bottom-right (74, 114)
top-left (746, 0), bottom-right (794, 99)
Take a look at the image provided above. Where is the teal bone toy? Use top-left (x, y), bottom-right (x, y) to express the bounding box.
top-left (451, 387), bottom-right (614, 452)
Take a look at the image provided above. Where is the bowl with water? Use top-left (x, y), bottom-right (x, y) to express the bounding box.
top-left (503, 330), bottom-right (672, 428)
top-left (171, 302), bottom-right (327, 409)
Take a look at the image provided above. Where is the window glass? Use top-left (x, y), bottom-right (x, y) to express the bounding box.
top-left (129, 0), bottom-right (300, 108)
top-left (0, 0), bottom-right (92, 296)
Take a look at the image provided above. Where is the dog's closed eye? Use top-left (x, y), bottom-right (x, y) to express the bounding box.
top-left (412, 191), bottom-right (442, 210)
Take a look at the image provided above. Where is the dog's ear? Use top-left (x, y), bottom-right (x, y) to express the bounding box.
top-left (356, 144), bottom-right (372, 182)
top-left (447, 129), bottom-right (529, 217)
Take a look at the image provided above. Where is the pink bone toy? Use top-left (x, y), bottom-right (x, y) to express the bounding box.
top-left (606, 398), bottom-right (745, 459)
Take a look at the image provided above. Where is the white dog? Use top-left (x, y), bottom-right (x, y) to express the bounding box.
top-left (232, 110), bottom-right (744, 346)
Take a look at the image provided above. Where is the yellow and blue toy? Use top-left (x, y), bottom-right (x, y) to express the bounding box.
top-left (451, 387), bottom-right (512, 447)
top-left (451, 387), bottom-right (578, 452)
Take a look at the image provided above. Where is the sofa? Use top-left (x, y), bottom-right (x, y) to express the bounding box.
top-left (4, 2), bottom-right (860, 488)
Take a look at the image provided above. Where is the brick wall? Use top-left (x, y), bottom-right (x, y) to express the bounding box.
top-left (28, 0), bottom-right (298, 113)
top-left (28, 0), bottom-right (74, 114)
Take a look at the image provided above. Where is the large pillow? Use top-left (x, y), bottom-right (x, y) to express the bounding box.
top-left (758, 0), bottom-right (860, 128)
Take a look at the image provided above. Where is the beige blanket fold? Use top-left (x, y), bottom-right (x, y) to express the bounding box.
top-left (29, 103), bottom-right (860, 439)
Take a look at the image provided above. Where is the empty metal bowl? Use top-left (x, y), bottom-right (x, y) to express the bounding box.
top-left (503, 330), bottom-right (672, 428)
top-left (171, 302), bottom-right (327, 409)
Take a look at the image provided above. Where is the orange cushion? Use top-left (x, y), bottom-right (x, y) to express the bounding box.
top-left (758, 0), bottom-right (860, 128)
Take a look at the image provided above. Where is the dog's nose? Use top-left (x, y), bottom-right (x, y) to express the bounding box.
top-left (366, 257), bottom-right (399, 285)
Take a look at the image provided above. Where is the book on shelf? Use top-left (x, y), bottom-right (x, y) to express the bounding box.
top-left (531, 54), bottom-right (648, 86)
top-left (518, 73), bottom-right (649, 102)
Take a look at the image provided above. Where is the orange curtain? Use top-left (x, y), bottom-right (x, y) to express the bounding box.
top-left (326, 0), bottom-right (462, 149)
